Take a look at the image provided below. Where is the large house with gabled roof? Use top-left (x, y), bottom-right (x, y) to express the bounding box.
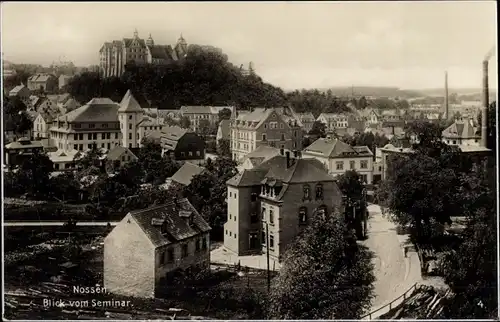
top-left (104, 198), bottom-right (211, 298)
top-left (225, 150), bottom-right (343, 262)
top-left (442, 118), bottom-right (480, 147)
top-left (302, 137), bottom-right (374, 184)
top-left (230, 107), bottom-right (303, 162)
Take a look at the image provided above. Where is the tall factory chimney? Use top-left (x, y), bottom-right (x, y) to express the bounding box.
top-left (481, 46), bottom-right (494, 148)
top-left (444, 71), bottom-right (449, 120)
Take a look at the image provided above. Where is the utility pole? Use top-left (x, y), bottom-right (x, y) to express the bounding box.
top-left (265, 222), bottom-right (271, 292)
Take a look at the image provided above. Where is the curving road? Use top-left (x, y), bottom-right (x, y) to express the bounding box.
top-left (361, 204), bottom-right (416, 309)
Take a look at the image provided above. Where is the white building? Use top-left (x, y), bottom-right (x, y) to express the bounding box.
top-left (302, 137), bottom-right (374, 184)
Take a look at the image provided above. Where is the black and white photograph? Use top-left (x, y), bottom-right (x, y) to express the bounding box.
top-left (1, 1), bottom-right (498, 320)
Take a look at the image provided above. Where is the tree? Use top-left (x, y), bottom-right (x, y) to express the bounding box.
top-left (309, 121), bottom-right (327, 138)
top-left (337, 170), bottom-right (364, 202)
top-left (2, 96), bottom-right (32, 135)
top-left (440, 165), bottom-right (497, 318)
top-left (269, 214), bottom-right (374, 319)
top-left (217, 138), bottom-right (231, 158)
top-left (218, 108), bottom-right (232, 120)
top-left (7, 150), bottom-right (54, 198)
top-left (198, 119), bottom-right (212, 139)
top-left (179, 116), bottom-right (191, 129)
top-left (137, 139), bottom-right (180, 185)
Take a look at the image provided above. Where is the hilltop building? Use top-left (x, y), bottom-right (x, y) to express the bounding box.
top-left (99, 30), bottom-right (188, 77)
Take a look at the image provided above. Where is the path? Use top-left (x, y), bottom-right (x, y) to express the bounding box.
top-left (360, 204), bottom-right (421, 310)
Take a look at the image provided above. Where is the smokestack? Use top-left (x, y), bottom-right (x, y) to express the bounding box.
top-left (444, 71), bottom-right (449, 120)
top-left (481, 60), bottom-right (489, 148)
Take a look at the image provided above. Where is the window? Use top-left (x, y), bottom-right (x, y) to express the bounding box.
top-left (202, 237), bottom-right (207, 249)
top-left (251, 193), bottom-right (257, 202)
top-left (160, 251), bottom-right (165, 265)
top-left (225, 230), bottom-right (228, 235)
top-left (129, 124), bottom-right (132, 130)
top-left (74, 144), bottom-right (78, 150)
top-left (336, 161), bottom-right (344, 170)
top-left (262, 231), bottom-right (266, 244)
top-left (79, 144), bottom-right (83, 150)
top-left (360, 160), bottom-right (368, 169)
top-left (196, 151), bottom-right (201, 156)
top-left (89, 123), bottom-right (95, 129)
top-left (280, 123), bottom-right (284, 129)
top-left (88, 133), bottom-right (92, 140)
top-left (129, 115), bottom-right (132, 120)
top-left (317, 205), bottom-right (327, 218)
top-left (281, 133), bottom-right (285, 141)
top-left (250, 212), bottom-right (258, 223)
top-left (229, 214), bottom-right (232, 220)
top-left (181, 152), bottom-right (185, 157)
top-left (229, 231), bottom-right (232, 237)
top-left (101, 133), bottom-right (106, 140)
top-left (234, 233), bottom-right (237, 238)
top-left (261, 207), bottom-right (266, 220)
top-left (269, 235), bottom-right (275, 249)
top-left (234, 193), bottom-right (237, 199)
top-left (229, 191), bottom-right (232, 197)
top-left (103, 123), bottom-right (108, 128)
top-left (303, 184), bottom-right (311, 200)
top-left (129, 133), bottom-right (132, 139)
top-left (115, 133), bottom-right (118, 139)
top-left (262, 134), bottom-right (267, 141)
top-left (79, 133), bottom-right (83, 140)
top-left (181, 244), bottom-right (188, 258)
top-left (74, 124), bottom-right (81, 128)
top-left (167, 249), bottom-right (174, 263)
top-left (189, 151), bottom-right (193, 156)
top-left (88, 144), bottom-right (92, 149)
top-left (315, 184), bottom-right (324, 200)
top-left (350, 160), bottom-right (355, 169)
top-left (107, 143), bottom-right (111, 150)
top-left (280, 144), bottom-right (285, 150)
top-left (299, 207), bottom-right (307, 225)
top-left (195, 239), bottom-right (200, 251)
top-left (269, 210), bottom-right (274, 224)
top-left (106, 133), bottom-right (111, 139)
top-left (93, 133), bottom-right (97, 140)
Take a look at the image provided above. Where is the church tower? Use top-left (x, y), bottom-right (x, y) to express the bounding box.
top-left (118, 90), bottom-right (144, 148)
top-left (176, 33), bottom-right (188, 57)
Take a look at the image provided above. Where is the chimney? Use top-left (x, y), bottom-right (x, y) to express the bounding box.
top-left (280, 148), bottom-right (284, 156)
top-left (481, 60), bottom-right (489, 148)
top-left (444, 71), bottom-right (449, 120)
top-left (285, 151), bottom-right (291, 168)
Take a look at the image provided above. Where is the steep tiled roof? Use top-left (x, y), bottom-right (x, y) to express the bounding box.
top-left (147, 45), bottom-right (173, 60)
top-left (240, 145), bottom-right (283, 165)
top-left (28, 74), bottom-right (56, 83)
top-left (352, 146), bottom-right (374, 156)
top-left (106, 146), bottom-right (137, 161)
top-left (118, 90), bottom-right (144, 113)
top-left (170, 162), bottom-right (205, 186)
top-left (235, 107), bottom-right (300, 129)
top-left (5, 138), bottom-right (44, 150)
top-left (442, 119), bottom-right (479, 139)
top-left (303, 138), bottom-right (361, 158)
top-left (9, 85), bottom-right (27, 95)
top-left (57, 98), bottom-right (120, 123)
top-left (160, 125), bottom-right (188, 150)
top-left (129, 198), bottom-right (211, 248)
top-left (123, 38), bottom-right (146, 48)
top-left (228, 155), bottom-right (333, 188)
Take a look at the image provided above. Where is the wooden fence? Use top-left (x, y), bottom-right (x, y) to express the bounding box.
top-left (361, 282), bottom-right (420, 320)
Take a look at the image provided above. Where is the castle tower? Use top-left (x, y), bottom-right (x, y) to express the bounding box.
top-left (118, 90), bottom-right (144, 148)
top-left (133, 28), bottom-right (139, 39)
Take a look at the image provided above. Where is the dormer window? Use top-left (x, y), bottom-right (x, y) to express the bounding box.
top-left (299, 207), bottom-right (307, 225)
top-left (315, 184), bottom-right (324, 200)
top-left (303, 184), bottom-right (311, 201)
top-left (317, 205), bottom-right (327, 219)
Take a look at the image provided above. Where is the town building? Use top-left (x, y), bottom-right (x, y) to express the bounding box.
top-left (4, 137), bottom-right (46, 167)
top-left (48, 90), bottom-right (165, 153)
top-left (99, 30), bottom-right (188, 78)
top-left (236, 145), bottom-right (287, 172)
top-left (158, 109), bottom-right (182, 122)
top-left (168, 162), bottom-right (205, 187)
top-left (104, 198), bottom-right (211, 298)
top-left (316, 113), bottom-right (349, 132)
top-left (224, 151), bottom-right (343, 262)
top-left (48, 149), bottom-right (81, 171)
top-left (9, 84), bottom-right (30, 101)
top-left (442, 118), bottom-right (480, 146)
top-left (105, 146), bottom-right (138, 173)
top-left (230, 107), bottom-right (303, 162)
top-left (33, 110), bottom-right (58, 139)
top-left (295, 112), bottom-right (315, 133)
top-left (27, 74), bottom-right (58, 93)
top-left (160, 126), bottom-right (206, 164)
top-left (180, 106), bottom-right (235, 132)
top-left (58, 75), bottom-right (73, 90)
top-left (302, 138), bottom-right (374, 184)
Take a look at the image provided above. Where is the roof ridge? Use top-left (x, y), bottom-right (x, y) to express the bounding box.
top-left (129, 197), bottom-right (190, 216)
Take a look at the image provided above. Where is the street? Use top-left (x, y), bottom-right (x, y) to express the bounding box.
top-left (361, 204), bottom-right (420, 309)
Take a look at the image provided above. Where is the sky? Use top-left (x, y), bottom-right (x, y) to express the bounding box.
top-left (1, 1), bottom-right (497, 90)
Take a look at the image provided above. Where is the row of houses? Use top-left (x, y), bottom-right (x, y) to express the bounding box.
top-left (8, 73), bottom-right (73, 97)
